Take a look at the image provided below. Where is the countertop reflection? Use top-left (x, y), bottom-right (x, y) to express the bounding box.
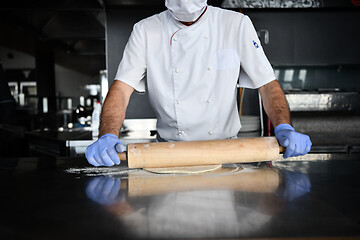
top-left (1, 156), bottom-right (360, 239)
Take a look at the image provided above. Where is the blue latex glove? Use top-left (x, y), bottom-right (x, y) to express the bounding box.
top-left (85, 133), bottom-right (126, 166)
top-left (85, 176), bottom-right (125, 205)
top-left (275, 124), bottom-right (312, 158)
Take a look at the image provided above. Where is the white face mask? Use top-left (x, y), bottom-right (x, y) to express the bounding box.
top-left (165, 0), bottom-right (207, 22)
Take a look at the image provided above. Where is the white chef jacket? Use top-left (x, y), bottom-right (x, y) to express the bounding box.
top-left (115, 6), bottom-right (276, 142)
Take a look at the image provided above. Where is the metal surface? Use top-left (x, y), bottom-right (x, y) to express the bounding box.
top-left (275, 153), bottom-right (360, 161)
top-left (286, 92), bottom-right (360, 112)
top-left (118, 119), bottom-right (157, 144)
top-left (221, 0), bottom-right (323, 8)
top-left (1, 154), bottom-right (360, 239)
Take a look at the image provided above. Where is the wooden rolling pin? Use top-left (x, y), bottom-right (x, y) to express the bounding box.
top-left (118, 137), bottom-right (285, 169)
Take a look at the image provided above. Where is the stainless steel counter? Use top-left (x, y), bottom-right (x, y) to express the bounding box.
top-left (1, 154), bottom-right (360, 239)
top-left (285, 92), bottom-right (360, 112)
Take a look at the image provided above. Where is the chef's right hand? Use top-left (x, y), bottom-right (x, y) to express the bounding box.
top-left (275, 124), bottom-right (312, 159)
top-left (85, 133), bottom-right (126, 166)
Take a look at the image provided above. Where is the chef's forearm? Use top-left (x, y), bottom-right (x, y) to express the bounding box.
top-left (99, 81), bottom-right (134, 138)
top-left (258, 80), bottom-right (291, 128)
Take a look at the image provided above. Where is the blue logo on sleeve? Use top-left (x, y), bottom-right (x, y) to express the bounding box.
top-left (253, 40), bottom-right (259, 49)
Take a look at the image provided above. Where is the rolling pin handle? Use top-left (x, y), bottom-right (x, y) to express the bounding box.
top-left (118, 152), bottom-right (127, 161)
top-left (116, 143), bottom-right (127, 161)
top-left (116, 143), bottom-right (126, 152)
top-left (279, 145), bottom-right (286, 154)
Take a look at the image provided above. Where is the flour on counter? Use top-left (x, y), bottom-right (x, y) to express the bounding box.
top-left (65, 163), bottom-right (259, 177)
top-left (65, 166), bottom-right (141, 177)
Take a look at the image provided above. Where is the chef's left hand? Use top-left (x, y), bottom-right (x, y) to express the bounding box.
top-left (275, 123), bottom-right (312, 158)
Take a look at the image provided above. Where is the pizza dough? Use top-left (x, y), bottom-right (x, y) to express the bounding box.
top-left (144, 164), bottom-right (222, 174)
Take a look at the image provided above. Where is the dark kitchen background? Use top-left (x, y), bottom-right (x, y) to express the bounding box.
top-left (2, 1), bottom-right (360, 240)
top-left (0, 0), bottom-right (360, 158)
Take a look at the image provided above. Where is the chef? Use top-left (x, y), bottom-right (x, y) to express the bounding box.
top-left (86, 0), bottom-right (312, 166)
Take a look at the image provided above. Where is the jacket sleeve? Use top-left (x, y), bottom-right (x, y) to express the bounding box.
top-left (238, 15), bottom-right (276, 89)
top-left (114, 22), bottom-right (147, 92)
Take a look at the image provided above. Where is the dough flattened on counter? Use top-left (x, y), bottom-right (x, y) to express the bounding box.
top-left (144, 164), bottom-right (222, 174)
